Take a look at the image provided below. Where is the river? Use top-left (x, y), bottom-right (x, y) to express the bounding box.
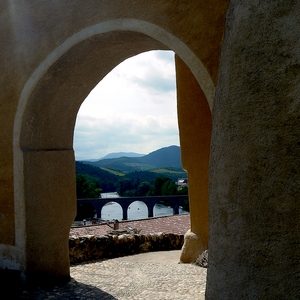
top-left (101, 200), bottom-right (188, 221)
top-left (73, 200), bottom-right (189, 226)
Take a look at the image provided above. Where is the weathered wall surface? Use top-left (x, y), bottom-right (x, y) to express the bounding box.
top-left (0, 0), bottom-right (227, 245)
top-left (0, 0), bottom-right (228, 282)
top-left (176, 55), bottom-right (212, 262)
top-left (69, 232), bottom-right (184, 264)
top-left (1, 0), bottom-right (299, 297)
top-left (207, 1), bottom-right (300, 299)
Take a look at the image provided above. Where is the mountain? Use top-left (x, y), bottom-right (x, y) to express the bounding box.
top-left (140, 145), bottom-right (182, 167)
top-left (100, 152), bottom-right (145, 159)
top-left (122, 168), bottom-right (186, 183)
top-left (76, 146), bottom-right (186, 190)
top-left (82, 145), bottom-right (183, 173)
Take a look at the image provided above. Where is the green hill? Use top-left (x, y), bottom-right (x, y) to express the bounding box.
top-left (122, 168), bottom-right (186, 183)
top-left (140, 145), bottom-right (182, 168)
top-left (82, 145), bottom-right (183, 173)
top-left (76, 146), bottom-right (187, 196)
top-left (75, 161), bottom-right (119, 192)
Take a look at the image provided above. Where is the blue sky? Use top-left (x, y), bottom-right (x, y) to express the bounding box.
top-left (73, 50), bottom-right (179, 160)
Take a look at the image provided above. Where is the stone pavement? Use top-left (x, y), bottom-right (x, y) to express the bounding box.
top-left (18, 250), bottom-right (207, 299)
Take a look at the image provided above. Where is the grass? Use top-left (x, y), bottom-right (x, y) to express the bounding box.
top-left (100, 167), bottom-right (125, 176)
top-left (150, 168), bottom-right (186, 175)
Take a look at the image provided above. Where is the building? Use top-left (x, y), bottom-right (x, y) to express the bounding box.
top-left (177, 178), bottom-right (188, 189)
top-left (0, 1), bottom-right (299, 298)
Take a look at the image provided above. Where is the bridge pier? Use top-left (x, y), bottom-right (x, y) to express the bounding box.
top-left (173, 204), bottom-right (179, 215)
top-left (147, 203), bottom-right (155, 218)
top-left (122, 208), bottom-right (128, 220)
top-left (95, 208), bottom-right (103, 220)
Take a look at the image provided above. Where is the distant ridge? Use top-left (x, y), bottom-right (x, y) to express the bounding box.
top-left (76, 145), bottom-right (186, 189)
top-left (81, 145), bottom-right (182, 173)
top-left (100, 152), bottom-right (145, 160)
top-left (140, 145), bottom-right (181, 167)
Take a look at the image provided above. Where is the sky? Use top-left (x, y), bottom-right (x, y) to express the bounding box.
top-left (73, 50), bottom-right (180, 161)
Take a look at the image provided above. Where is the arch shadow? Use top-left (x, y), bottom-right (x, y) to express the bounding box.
top-left (18, 278), bottom-right (117, 299)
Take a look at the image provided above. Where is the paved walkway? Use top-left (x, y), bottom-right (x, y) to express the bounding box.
top-left (19, 251), bottom-right (207, 299)
top-left (17, 215), bottom-right (207, 299)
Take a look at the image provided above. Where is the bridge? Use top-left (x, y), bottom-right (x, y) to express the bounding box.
top-left (77, 195), bottom-right (189, 220)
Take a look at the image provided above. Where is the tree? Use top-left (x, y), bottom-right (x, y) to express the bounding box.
top-left (152, 176), bottom-right (177, 196)
top-left (76, 174), bottom-right (100, 198)
top-left (161, 180), bottom-right (177, 195)
top-left (123, 189), bottom-right (136, 197)
top-left (117, 178), bottom-right (135, 196)
top-left (136, 181), bottom-right (152, 196)
top-left (177, 186), bottom-right (188, 195)
top-left (181, 198), bottom-right (190, 212)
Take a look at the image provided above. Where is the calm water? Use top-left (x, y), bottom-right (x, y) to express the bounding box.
top-left (101, 200), bottom-right (188, 221)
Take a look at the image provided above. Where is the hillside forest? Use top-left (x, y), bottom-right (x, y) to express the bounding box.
top-left (75, 146), bottom-right (189, 208)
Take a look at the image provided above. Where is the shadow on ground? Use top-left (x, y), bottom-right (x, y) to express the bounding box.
top-left (12, 278), bottom-right (117, 300)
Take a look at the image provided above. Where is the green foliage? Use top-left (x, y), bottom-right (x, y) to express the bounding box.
top-left (123, 189), bottom-right (137, 197)
top-left (136, 181), bottom-right (152, 196)
top-left (181, 198), bottom-right (190, 212)
top-left (177, 186), bottom-right (188, 195)
top-left (161, 179), bottom-right (178, 195)
top-left (152, 176), bottom-right (173, 195)
top-left (75, 160), bottom-right (189, 198)
top-left (123, 171), bottom-right (158, 183)
top-left (117, 178), bottom-right (135, 196)
top-left (116, 175), bottom-right (182, 197)
top-left (85, 156), bottom-right (150, 173)
top-left (76, 161), bottom-right (118, 192)
top-left (76, 174), bottom-right (100, 198)
top-left (100, 167), bottom-right (125, 176)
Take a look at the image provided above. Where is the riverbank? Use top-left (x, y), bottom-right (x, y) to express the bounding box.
top-left (70, 214), bottom-right (190, 237)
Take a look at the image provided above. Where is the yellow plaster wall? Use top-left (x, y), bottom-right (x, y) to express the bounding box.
top-left (176, 55), bottom-right (212, 261)
top-left (0, 0), bottom-right (228, 280)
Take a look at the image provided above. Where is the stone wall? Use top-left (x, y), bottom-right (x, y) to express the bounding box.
top-left (69, 233), bottom-right (184, 264)
top-left (207, 1), bottom-right (300, 299)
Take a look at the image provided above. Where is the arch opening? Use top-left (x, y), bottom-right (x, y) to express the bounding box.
top-left (74, 49), bottom-right (185, 223)
top-left (154, 200), bottom-right (173, 217)
top-left (13, 20), bottom-right (213, 282)
top-left (73, 49), bottom-right (178, 161)
top-left (127, 201), bottom-right (148, 220)
top-left (101, 202), bottom-right (122, 221)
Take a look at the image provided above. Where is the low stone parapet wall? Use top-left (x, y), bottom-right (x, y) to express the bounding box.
top-left (69, 232), bottom-right (184, 264)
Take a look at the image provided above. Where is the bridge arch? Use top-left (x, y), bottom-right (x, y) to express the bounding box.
top-left (154, 199), bottom-right (173, 217)
top-left (13, 14), bottom-right (218, 282)
top-left (77, 196), bottom-right (188, 221)
top-left (127, 201), bottom-right (148, 220)
top-left (101, 202), bottom-right (122, 221)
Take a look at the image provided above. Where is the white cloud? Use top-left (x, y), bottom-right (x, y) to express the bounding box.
top-left (73, 50), bottom-right (179, 160)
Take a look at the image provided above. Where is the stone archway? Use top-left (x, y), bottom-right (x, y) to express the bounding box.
top-left (13, 20), bottom-right (214, 283)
